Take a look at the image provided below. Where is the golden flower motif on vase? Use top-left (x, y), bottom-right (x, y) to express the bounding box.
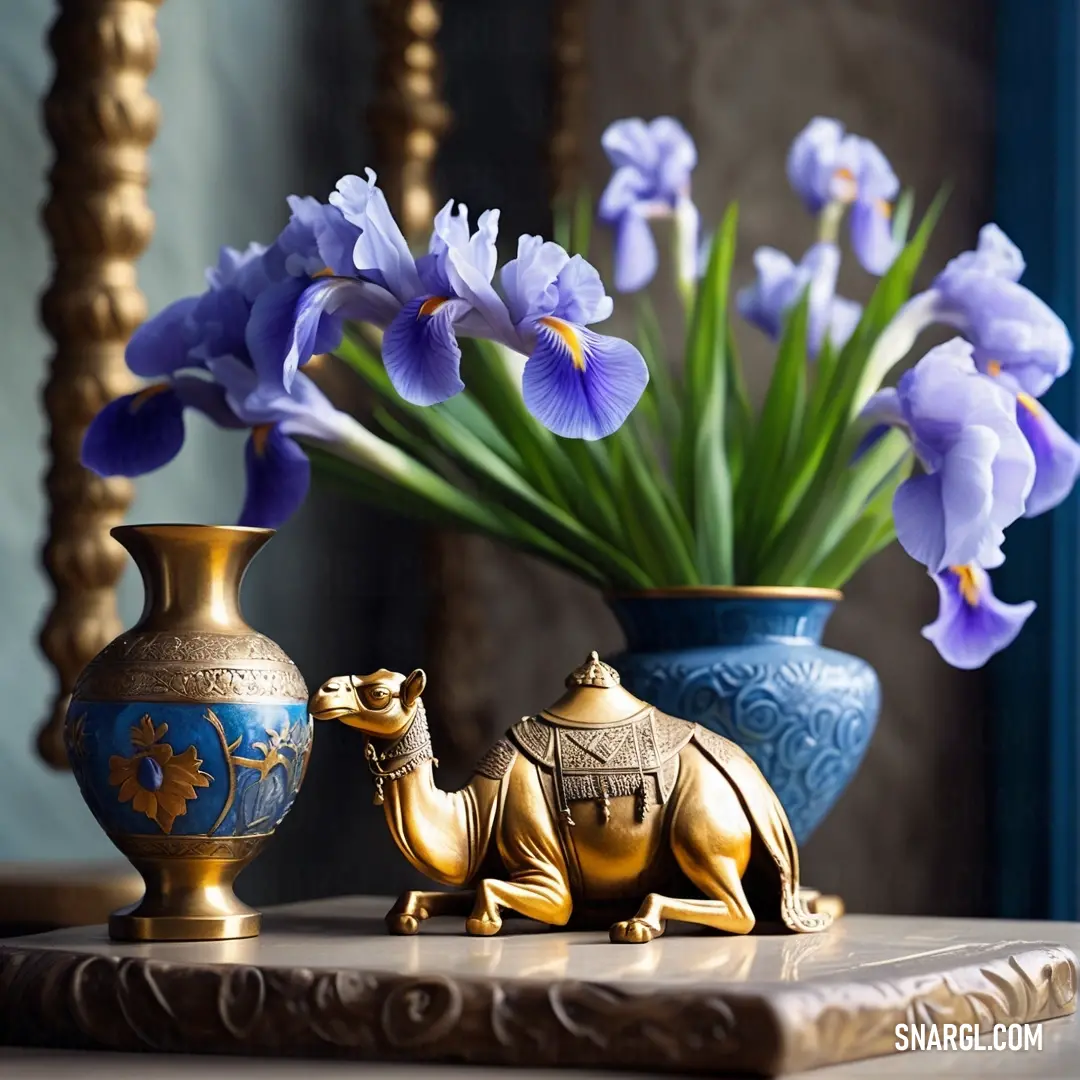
top-left (108, 714), bottom-right (213, 834)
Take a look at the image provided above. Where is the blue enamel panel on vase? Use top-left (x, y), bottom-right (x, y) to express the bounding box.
top-left (66, 700), bottom-right (311, 839)
top-left (608, 595), bottom-right (880, 843)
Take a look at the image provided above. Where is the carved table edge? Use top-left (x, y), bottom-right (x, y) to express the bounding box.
top-left (0, 940), bottom-right (1075, 1076)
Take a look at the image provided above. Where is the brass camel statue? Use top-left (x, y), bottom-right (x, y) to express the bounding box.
top-left (309, 652), bottom-right (831, 943)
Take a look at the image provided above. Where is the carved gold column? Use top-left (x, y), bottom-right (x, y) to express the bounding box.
top-left (550, 0), bottom-right (589, 204)
top-left (369, 0), bottom-right (449, 241)
top-left (36, 0), bottom-right (163, 768)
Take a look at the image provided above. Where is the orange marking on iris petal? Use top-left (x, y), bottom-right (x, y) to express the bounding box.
top-left (833, 166), bottom-right (858, 202)
top-left (950, 564), bottom-right (980, 607)
top-left (986, 360), bottom-right (1003, 377)
top-left (313, 267), bottom-right (334, 278)
top-left (538, 315), bottom-right (586, 371)
top-left (1017, 391), bottom-right (1042, 417)
top-left (418, 296), bottom-right (449, 318)
top-left (876, 198), bottom-right (893, 219)
top-left (128, 383), bottom-right (172, 413)
top-left (251, 424), bottom-right (273, 457)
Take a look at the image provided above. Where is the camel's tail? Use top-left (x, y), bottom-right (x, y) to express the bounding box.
top-left (691, 725), bottom-right (832, 933)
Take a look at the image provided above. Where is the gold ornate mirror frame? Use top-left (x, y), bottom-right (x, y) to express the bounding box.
top-left (36, 0), bottom-right (161, 768)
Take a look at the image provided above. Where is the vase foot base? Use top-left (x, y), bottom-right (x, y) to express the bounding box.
top-left (109, 905), bottom-right (261, 942)
top-left (107, 834), bottom-right (270, 942)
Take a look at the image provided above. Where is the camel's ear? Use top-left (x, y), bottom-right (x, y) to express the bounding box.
top-left (402, 668), bottom-right (427, 709)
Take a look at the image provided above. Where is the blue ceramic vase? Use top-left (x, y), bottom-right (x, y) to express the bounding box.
top-left (607, 590), bottom-right (879, 843)
top-left (66, 524), bottom-right (311, 941)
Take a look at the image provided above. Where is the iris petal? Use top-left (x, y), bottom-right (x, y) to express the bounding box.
top-left (81, 386), bottom-right (185, 477)
top-left (1017, 394), bottom-right (1080, 517)
top-left (500, 236), bottom-right (570, 324)
top-left (937, 275), bottom-right (1072, 397)
top-left (245, 276), bottom-right (311, 391)
top-left (893, 472), bottom-right (948, 571)
top-left (601, 118), bottom-right (658, 171)
top-left (921, 565), bottom-right (1035, 670)
top-left (330, 170), bottom-right (423, 303)
top-left (554, 255), bottom-right (613, 325)
top-left (207, 355), bottom-right (348, 444)
top-left (786, 117), bottom-right (844, 213)
top-left (189, 287), bottom-right (251, 363)
top-left (521, 318), bottom-right (649, 440)
top-left (382, 295), bottom-right (470, 406)
top-left (935, 224), bottom-right (1025, 288)
top-left (445, 244), bottom-right (517, 344)
top-left (849, 201), bottom-right (899, 275)
top-left (238, 425), bottom-right (311, 528)
top-left (854, 388), bottom-right (903, 461)
top-left (938, 424), bottom-right (1001, 569)
top-left (650, 117), bottom-right (698, 190)
top-left (282, 276), bottom-right (400, 389)
top-left (171, 375), bottom-right (246, 429)
top-left (612, 210), bottom-right (658, 294)
top-left (126, 297), bottom-right (199, 377)
top-left (598, 164), bottom-right (650, 219)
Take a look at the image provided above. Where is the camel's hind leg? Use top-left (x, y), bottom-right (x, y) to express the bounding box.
top-left (611, 745), bottom-right (756, 944)
top-left (386, 890), bottom-right (475, 935)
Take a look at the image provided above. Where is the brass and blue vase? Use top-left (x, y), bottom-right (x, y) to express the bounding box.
top-left (607, 588), bottom-right (879, 844)
top-left (65, 524), bottom-right (311, 942)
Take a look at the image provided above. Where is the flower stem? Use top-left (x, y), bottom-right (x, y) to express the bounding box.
top-left (851, 290), bottom-right (941, 415)
top-left (817, 201), bottom-right (845, 244)
top-left (674, 196), bottom-right (700, 316)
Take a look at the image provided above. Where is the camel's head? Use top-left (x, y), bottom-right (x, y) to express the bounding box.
top-left (309, 668), bottom-right (426, 739)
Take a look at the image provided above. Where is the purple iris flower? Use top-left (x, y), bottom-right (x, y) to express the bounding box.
top-left (736, 242), bottom-right (862, 357)
top-left (922, 564), bottom-right (1035, 670)
top-left (598, 117), bottom-right (699, 293)
top-left (284, 170), bottom-right (505, 406)
top-left (859, 225), bottom-right (1080, 521)
top-left (908, 225), bottom-right (1080, 516)
top-left (287, 170), bottom-right (647, 439)
top-left (930, 225), bottom-right (1072, 398)
top-left (499, 235), bottom-right (649, 440)
top-left (860, 338), bottom-right (1035, 573)
top-left (786, 117), bottom-right (900, 275)
top-left (83, 199), bottom-right (369, 527)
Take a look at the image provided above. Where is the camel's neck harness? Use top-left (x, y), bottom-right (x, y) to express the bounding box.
top-left (363, 700), bottom-right (438, 805)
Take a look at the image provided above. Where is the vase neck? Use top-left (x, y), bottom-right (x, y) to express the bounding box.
top-left (608, 595), bottom-right (837, 652)
top-left (113, 525), bottom-right (271, 634)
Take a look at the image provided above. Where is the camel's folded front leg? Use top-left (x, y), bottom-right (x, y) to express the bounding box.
top-left (386, 889), bottom-right (475, 934)
top-left (467, 870), bottom-right (572, 936)
top-left (465, 756), bottom-right (573, 935)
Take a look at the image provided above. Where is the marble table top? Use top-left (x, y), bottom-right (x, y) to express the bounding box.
top-left (1, 896), bottom-right (1077, 1077)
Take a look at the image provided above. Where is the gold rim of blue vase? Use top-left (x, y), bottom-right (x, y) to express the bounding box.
top-left (606, 585), bottom-right (844, 602)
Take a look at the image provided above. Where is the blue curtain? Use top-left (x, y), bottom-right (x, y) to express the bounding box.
top-left (993, 0), bottom-right (1080, 920)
